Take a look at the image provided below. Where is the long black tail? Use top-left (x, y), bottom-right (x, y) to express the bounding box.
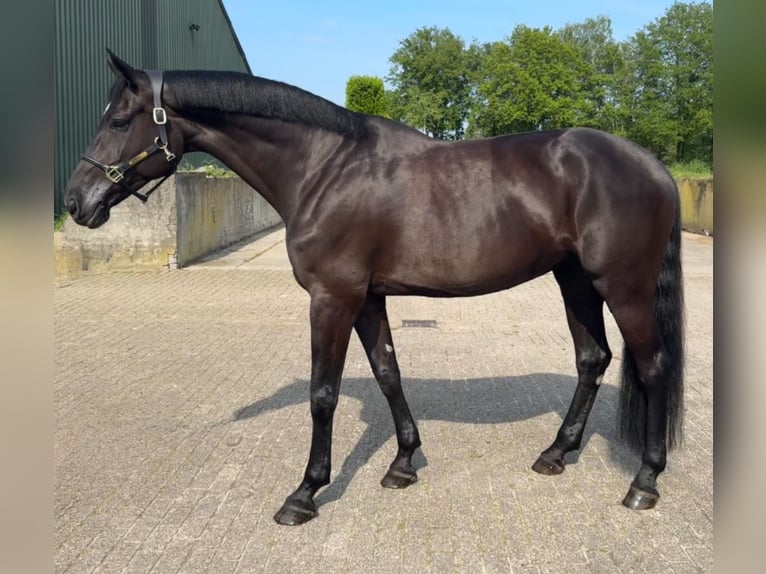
top-left (618, 197), bottom-right (685, 452)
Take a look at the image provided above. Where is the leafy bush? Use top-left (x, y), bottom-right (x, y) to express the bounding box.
top-left (345, 76), bottom-right (388, 117)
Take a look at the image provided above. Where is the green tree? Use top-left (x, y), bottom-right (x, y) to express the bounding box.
top-left (470, 25), bottom-right (593, 137)
top-left (345, 75), bottom-right (388, 116)
top-left (619, 2), bottom-right (713, 164)
top-left (616, 32), bottom-right (680, 162)
top-left (387, 27), bottom-right (476, 139)
top-left (384, 2), bottom-right (712, 164)
top-left (556, 16), bottom-right (624, 133)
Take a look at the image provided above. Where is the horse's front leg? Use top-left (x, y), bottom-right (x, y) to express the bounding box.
top-left (274, 290), bottom-right (357, 525)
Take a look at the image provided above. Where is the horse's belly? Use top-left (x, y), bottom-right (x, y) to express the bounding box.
top-left (370, 274), bottom-right (533, 298)
top-left (370, 241), bottom-right (563, 298)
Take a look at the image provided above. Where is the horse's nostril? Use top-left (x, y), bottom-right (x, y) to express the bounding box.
top-left (67, 197), bottom-right (79, 217)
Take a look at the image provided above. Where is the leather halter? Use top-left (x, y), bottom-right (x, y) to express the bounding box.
top-left (80, 70), bottom-right (177, 203)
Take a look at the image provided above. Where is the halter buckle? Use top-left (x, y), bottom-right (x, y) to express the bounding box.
top-left (105, 165), bottom-right (124, 183)
top-left (152, 107), bottom-right (167, 125)
top-left (155, 137), bottom-right (176, 162)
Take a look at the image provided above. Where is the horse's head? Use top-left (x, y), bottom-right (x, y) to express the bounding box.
top-left (64, 50), bottom-right (183, 228)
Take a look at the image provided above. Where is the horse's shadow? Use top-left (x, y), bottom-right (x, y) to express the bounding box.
top-left (234, 374), bottom-right (636, 508)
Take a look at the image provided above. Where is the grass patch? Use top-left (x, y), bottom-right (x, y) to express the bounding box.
top-left (54, 212), bottom-right (67, 231)
top-left (668, 159), bottom-right (712, 179)
top-left (177, 162), bottom-right (236, 178)
top-left (200, 165), bottom-right (237, 178)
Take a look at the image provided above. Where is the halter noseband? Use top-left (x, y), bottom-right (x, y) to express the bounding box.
top-left (80, 70), bottom-right (176, 203)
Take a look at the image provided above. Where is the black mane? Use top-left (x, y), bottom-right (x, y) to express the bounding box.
top-left (165, 70), bottom-right (367, 138)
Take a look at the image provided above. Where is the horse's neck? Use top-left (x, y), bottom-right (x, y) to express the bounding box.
top-left (182, 114), bottom-right (338, 224)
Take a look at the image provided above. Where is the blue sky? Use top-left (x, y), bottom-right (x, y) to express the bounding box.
top-left (222, 0), bottom-right (685, 106)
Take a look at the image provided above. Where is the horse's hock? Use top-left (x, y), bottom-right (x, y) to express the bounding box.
top-left (54, 173), bottom-right (282, 277)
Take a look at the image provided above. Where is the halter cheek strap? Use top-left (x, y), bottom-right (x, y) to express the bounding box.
top-left (80, 70), bottom-right (177, 203)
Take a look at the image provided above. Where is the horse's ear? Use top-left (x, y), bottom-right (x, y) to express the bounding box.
top-left (106, 48), bottom-right (140, 90)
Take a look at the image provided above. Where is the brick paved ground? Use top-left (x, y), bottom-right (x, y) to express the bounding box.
top-left (54, 229), bottom-right (713, 573)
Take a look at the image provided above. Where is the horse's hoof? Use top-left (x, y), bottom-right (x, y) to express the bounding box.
top-left (273, 501), bottom-right (317, 525)
top-left (532, 454), bottom-right (565, 475)
top-left (622, 485), bottom-right (659, 510)
top-left (381, 468), bottom-right (418, 489)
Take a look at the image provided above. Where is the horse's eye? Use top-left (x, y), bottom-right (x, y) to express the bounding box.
top-left (110, 118), bottom-right (130, 131)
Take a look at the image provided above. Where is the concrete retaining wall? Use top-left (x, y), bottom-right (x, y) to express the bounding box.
top-left (677, 178), bottom-right (713, 235)
top-left (54, 174), bottom-right (281, 278)
top-left (175, 174), bottom-right (282, 266)
top-left (54, 180), bottom-right (178, 278)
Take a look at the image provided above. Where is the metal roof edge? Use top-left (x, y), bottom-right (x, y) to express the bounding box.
top-left (216, 0), bottom-right (252, 75)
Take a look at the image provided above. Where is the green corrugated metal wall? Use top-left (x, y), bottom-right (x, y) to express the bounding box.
top-left (54, 0), bottom-right (251, 215)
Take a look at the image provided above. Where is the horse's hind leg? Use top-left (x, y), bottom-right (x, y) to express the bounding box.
top-left (533, 260), bottom-right (611, 475)
top-left (354, 294), bottom-right (421, 488)
top-left (604, 295), bottom-right (673, 510)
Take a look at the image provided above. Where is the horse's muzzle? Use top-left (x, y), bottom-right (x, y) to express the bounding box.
top-left (64, 189), bottom-right (110, 228)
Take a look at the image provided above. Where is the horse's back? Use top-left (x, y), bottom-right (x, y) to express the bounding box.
top-left (370, 126), bottom-right (674, 291)
top-left (359, 128), bottom-right (578, 296)
top-left (290, 123), bottom-right (677, 298)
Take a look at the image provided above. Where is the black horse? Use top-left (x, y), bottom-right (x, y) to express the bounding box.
top-left (64, 51), bottom-right (684, 525)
